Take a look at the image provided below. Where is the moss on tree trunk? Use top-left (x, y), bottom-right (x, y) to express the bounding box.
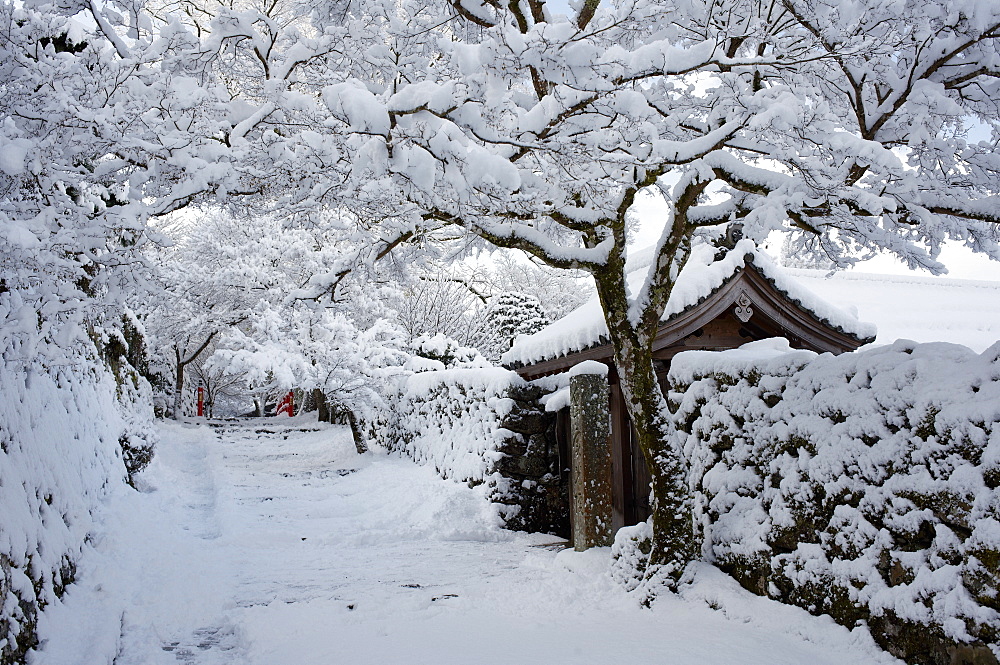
top-left (592, 248), bottom-right (697, 587)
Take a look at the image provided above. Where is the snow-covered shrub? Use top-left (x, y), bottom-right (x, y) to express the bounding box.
top-left (611, 521), bottom-right (653, 592)
top-left (367, 368), bottom-right (526, 513)
top-left (409, 333), bottom-right (489, 369)
top-left (93, 313), bottom-right (157, 481)
top-left (1, 301), bottom-right (153, 665)
top-left (114, 365), bottom-right (157, 482)
top-left (0, 343), bottom-right (153, 664)
top-left (668, 339), bottom-right (1000, 664)
top-left (370, 367), bottom-right (523, 481)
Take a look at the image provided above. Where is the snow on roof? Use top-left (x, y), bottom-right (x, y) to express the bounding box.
top-left (502, 240), bottom-right (875, 367)
top-left (784, 268), bottom-right (1000, 353)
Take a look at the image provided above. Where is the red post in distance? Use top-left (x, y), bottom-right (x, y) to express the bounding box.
top-left (276, 391), bottom-right (294, 417)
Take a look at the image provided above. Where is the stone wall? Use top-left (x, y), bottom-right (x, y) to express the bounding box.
top-left (365, 369), bottom-right (571, 538)
top-left (665, 340), bottom-right (1000, 665)
top-left (494, 384), bottom-right (570, 538)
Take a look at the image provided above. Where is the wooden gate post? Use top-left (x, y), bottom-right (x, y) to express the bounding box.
top-left (569, 361), bottom-right (613, 550)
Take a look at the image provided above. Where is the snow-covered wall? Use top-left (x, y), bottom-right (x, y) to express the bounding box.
top-left (366, 367), bottom-right (573, 531)
top-left (368, 368), bottom-right (525, 485)
top-left (667, 339), bottom-right (1000, 663)
top-left (0, 347), bottom-right (154, 664)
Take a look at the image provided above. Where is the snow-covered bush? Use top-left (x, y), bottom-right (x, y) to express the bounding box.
top-left (409, 333), bottom-right (490, 370)
top-left (611, 521), bottom-right (653, 592)
top-left (0, 340), bottom-right (153, 664)
top-left (667, 339), bottom-right (1000, 664)
top-left (367, 368), bottom-right (526, 509)
top-left (93, 313), bottom-right (157, 480)
top-left (473, 292), bottom-right (550, 363)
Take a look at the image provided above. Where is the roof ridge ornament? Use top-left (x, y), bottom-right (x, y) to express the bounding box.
top-left (713, 223), bottom-right (748, 261)
top-left (735, 291), bottom-right (753, 323)
top-left (725, 223), bottom-right (744, 248)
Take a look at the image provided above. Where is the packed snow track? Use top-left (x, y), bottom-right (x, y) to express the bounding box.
top-left (32, 419), bottom-right (901, 664)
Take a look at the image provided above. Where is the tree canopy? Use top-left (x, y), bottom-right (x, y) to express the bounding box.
top-left (2, 0), bottom-right (999, 587)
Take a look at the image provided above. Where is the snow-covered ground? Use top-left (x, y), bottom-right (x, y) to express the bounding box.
top-left (32, 419), bottom-right (902, 665)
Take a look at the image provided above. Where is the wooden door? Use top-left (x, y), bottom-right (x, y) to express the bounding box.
top-left (627, 421), bottom-right (652, 524)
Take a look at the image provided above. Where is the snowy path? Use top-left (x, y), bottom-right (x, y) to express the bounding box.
top-left (34, 420), bottom-right (901, 665)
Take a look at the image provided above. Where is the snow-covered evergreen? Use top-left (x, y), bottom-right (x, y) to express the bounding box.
top-left (474, 292), bottom-right (551, 362)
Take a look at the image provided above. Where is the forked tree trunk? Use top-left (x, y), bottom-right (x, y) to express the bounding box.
top-left (172, 332), bottom-right (217, 420)
top-left (593, 266), bottom-right (697, 588)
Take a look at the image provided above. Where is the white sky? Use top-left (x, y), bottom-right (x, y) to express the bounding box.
top-left (629, 190), bottom-right (1000, 282)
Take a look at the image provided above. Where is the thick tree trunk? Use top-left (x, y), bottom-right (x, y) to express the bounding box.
top-left (612, 336), bottom-right (696, 585)
top-left (593, 269), bottom-right (696, 588)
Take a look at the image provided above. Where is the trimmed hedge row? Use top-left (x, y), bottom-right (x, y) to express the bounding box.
top-left (665, 339), bottom-right (1000, 664)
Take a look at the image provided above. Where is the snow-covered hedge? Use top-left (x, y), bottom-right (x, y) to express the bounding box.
top-left (368, 367), bottom-right (569, 533)
top-left (667, 339), bottom-right (1000, 663)
top-left (368, 368), bottom-right (524, 484)
top-left (0, 345), bottom-right (154, 664)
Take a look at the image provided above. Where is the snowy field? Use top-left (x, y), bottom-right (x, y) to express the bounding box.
top-left (32, 419), bottom-right (903, 665)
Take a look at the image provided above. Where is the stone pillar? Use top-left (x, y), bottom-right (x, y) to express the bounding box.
top-left (569, 360), bottom-right (613, 550)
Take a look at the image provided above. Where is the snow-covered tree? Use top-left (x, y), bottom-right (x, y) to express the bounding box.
top-left (385, 257), bottom-right (588, 356)
top-left (778, 234), bottom-right (838, 271)
top-left (209, 0), bottom-right (1000, 585)
top-left (188, 335), bottom-right (251, 417)
top-left (211, 307), bottom-right (410, 451)
top-left (142, 213), bottom-right (259, 417)
top-left (6, 0), bottom-right (1000, 596)
top-left (480, 253), bottom-right (593, 322)
top-left (1, 6), bottom-right (157, 367)
top-left (142, 206), bottom-right (407, 416)
top-left (386, 270), bottom-right (486, 346)
top-left (474, 292), bottom-right (550, 362)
